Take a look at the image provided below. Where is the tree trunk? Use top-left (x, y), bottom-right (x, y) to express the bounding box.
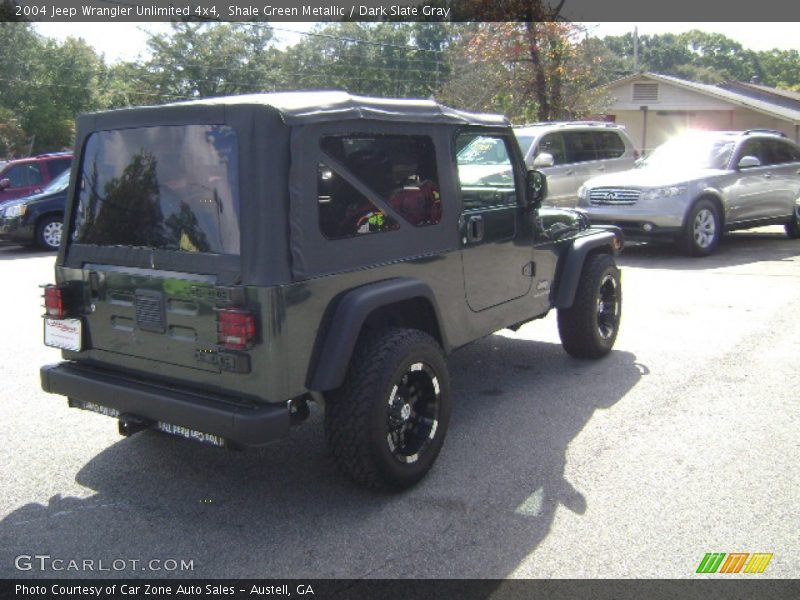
top-left (525, 22), bottom-right (550, 121)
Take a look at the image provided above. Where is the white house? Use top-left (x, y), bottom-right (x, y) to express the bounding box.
top-left (595, 73), bottom-right (800, 153)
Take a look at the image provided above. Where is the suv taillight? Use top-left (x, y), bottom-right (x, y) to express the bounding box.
top-left (44, 285), bottom-right (65, 318)
top-left (217, 308), bottom-right (256, 350)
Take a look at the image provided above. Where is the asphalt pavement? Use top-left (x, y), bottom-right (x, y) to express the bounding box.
top-left (0, 229), bottom-right (797, 579)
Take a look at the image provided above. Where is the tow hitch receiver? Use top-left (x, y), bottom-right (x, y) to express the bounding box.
top-left (118, 414), bottom-right (153, 437)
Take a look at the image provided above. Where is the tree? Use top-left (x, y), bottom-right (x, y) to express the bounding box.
top-left (280, 22), bottom-right (456, 98)
top-left (441, 22), bottom-right (610, 122)
top-left (140, 23), bottom-right (279, 100)
top-left (0, 23), bottom-right (105, 155)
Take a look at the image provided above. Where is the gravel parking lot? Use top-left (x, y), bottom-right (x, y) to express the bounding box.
top-left (0, 228), bottom-right (798, 579)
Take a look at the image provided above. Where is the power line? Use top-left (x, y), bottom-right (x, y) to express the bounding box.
top-left (92, 0), bottom-right (451, 55)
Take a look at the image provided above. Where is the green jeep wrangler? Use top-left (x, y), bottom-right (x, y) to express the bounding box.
top-left (40, 92), bottom-right (623, 490)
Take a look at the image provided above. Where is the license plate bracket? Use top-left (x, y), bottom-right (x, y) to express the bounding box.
top-left (44, 318), bottom-right (82, 351)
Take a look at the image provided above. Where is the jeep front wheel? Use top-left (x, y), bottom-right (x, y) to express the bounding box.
top-left (557, 253), bottom-right (621, 359)
top-left (324, 328), bottom-right (451, 490)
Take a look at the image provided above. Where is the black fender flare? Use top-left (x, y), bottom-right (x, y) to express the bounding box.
top-left (307, 278), bottom-right (448, 392)
top-left (554, 229), bottom-right (621, 310)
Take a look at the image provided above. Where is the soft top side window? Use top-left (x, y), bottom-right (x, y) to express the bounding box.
top-left (318, 134), bottom-right (441, 240)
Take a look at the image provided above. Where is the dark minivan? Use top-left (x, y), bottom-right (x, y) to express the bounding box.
top-left (0, 168), bottom-right (70, 250)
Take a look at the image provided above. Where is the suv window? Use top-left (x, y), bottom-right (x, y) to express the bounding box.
top-left (563, 131), bottom-right (597, 163)
top-left (47, 158), bottom-right (72, 178)
top-left (4, 162), bottom-right (43, 188)
top-left (318, 134), bottom-right (441, 239)
top-left (593, 131), bottom-right (626, 159)
top-left (73, 125), bottom-right (241, 254)
top-left (455, 133), bottom-right (517, 209)
top-left (766, 139), bottom-right (800, 164)
top-left (739, 139), bottom-right (772, 166)
top-left (536, 133), bottom-right (567, 165)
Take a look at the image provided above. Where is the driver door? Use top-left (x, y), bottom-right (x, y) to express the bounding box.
top-left (456, 131), bottom-right (532, 312)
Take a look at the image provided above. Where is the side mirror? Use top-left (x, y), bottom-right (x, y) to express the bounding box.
top-left (737, 155), bottom-right (761, 169)
top-left (0, 178), bottom-right (10, 191)
top-left (527, 169), bottom-right (547, 209)
top-left (532, 152), bottom-right (555, 169)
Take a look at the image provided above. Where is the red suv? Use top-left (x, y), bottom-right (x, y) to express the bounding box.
top-left (0, 153), bottom-right (72, 203)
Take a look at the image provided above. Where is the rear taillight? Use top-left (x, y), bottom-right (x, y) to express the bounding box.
top-left (44, 285), bottom-right (65, 318)
top-left (217, 308), bottom-right (256, 350)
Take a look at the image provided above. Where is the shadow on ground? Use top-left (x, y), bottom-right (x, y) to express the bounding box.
top-left (619, 227), bottom-right (799, 271)
top-left (0, 335), bottom-right (643, 579)
top-left (0, 244), bottom-right (53, 261)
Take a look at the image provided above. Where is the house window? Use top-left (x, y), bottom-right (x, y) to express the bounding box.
top-left (632, 83), bottom-right (659, 103)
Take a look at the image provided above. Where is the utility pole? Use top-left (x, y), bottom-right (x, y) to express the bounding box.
top-left (633, 26), bottom-right (639, 73)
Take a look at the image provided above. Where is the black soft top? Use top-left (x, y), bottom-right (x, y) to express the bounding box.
top-left (100, 91), bottom-right (508, 127)
top-left (65, 92), bottom-right (509, 285)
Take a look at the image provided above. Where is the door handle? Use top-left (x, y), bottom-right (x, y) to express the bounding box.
top-left (764, 173), bottom-right (773, 178)
top-left (595, 165), bottom-right (606, 171)
top-left (466, 215), bottom-right (484, 242)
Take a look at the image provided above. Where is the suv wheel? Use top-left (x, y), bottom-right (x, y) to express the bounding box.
top-left (36, 215), bottom-right (63, 251)
top-left (325, 328), bottom-right (451, 490)
top-left (557, 253), bottom-right (621, 359)
top-left (786, 209), bottom-right (800, 239)
top-left (680, 199), bottom-right (720, 256)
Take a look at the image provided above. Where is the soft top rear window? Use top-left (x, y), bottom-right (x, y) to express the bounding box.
top-left (72, 125), bottom-right (240, 255)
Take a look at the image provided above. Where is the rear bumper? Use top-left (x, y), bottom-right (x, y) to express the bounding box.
top-left (40, 362), bottom-right (290, 447)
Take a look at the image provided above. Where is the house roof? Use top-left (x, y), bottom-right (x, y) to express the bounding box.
top-left (604, 73), bottom-right (800, 124)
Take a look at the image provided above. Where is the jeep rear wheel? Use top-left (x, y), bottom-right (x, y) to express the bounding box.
top-left (324, 328), bottom-right (451, 491)
top-left (557, 253), bottom-right (621, 359)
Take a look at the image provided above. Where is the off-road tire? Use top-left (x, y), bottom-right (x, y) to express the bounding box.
top-left (324, 328), bottom-right (451, 491)
top-left (785, 210), bottom-right (800, 239)
top-left (679, 199), bottom-right (721, 256)
top-left (35, 214), bottom-right (63, 251)
top-left (557, 253), bottom-right (621, 359)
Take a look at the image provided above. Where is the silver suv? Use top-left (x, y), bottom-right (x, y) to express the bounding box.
top-left (514, 122), bottom-right (637, 207)
top-left (575, 130), bottom-right (800, 256)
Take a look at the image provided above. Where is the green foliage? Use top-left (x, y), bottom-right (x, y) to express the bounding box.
top-left (599, 29), bottom-right (800, 88)
top-left (5, 21), bottom-right (800, 161)
top-left (0, 23), bottom-right (105, 156)
top-left (141, 23), bottom-right (278, 100)
top-left (280, 22), bottom-right (454, 98)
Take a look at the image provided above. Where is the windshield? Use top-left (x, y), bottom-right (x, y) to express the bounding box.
top-left (42, 168), bottom-right (71, 194)
top-left (515, 135), bottom-right (535, 156)
top-left (641, 134), bottom-right (735, 170)
top-left (457, 137), bottom-right (511, 165)
top-left (72, 125), bottom-right (240, 255)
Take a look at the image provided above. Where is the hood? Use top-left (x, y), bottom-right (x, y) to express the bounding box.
top-left (585, 167), bottom-right (727, 189)
top-left (457, 164), bottom-right (514, 186)
top-left (6, 186), bottom-right (67, 207)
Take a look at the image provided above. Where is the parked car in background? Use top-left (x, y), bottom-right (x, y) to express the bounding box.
top-left (576, 129), bottom-right (800, 256)
top-left (0, 152), bottom-right (72, 203)
top-left (0, 168), bottom-right (69, 250)
top-left (513, 122), bottom-right (637, 207)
